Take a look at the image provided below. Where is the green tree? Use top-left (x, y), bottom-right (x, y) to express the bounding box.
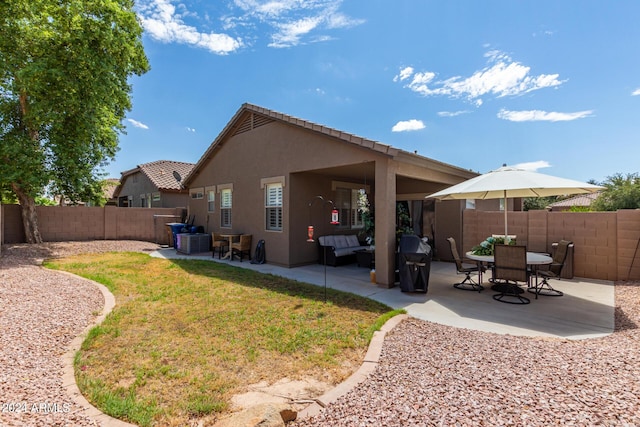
top-left (0, 0), bottom-right (149, 242)
top-left (591, 173), bottom-right (640, 211)
top-left (523, 196), bottom-right (559, 211)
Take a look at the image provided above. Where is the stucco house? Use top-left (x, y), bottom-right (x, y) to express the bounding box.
top-left (183, 103), bottom-right (479, 287)
top-left (115, 160), bottom-right (195, 208)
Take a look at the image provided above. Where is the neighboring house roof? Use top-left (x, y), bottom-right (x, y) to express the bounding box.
top-left (119, 160), bottom-right (195, 193)
top-left (184, 103), bottom-right (476, 187)
top-left (548, 192), bottom-right (601, 209)
top-left (103, 178), bottom-right (120, 200)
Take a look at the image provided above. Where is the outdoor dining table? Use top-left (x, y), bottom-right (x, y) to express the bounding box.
top-left (220, 233), bottom-right (240, 260)
top-left (465, 251), bottom-right (552, 286)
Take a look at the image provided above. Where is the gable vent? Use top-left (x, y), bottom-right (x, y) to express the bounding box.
top-left (232, 113), bottom-right (275, 136)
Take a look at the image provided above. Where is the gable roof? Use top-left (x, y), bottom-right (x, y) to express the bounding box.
top-left (121, 160), bottom-right (195, 191)
top-left (548, 192), bottom-right (601, 209)
top-left (184, 103), bottom-right (474, 187)
top-left (103, 178), bottom-right (120, 200)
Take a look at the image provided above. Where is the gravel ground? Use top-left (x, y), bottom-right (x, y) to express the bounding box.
top-left (0, 241), bottom-right (159, 427)
top-left (294, 284), bottom-right (640, 426)
top-left (1, 240), bottom-right (639, 426)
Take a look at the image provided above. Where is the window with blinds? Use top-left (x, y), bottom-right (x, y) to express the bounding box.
top-left (220, 188), bottom-right (232, 228)
top-left (335, 187), bottom-right (363, 229)
top-left (265, 183), bottom-right (283, 231)
top-left (207, 190), bottom-right (215, 212)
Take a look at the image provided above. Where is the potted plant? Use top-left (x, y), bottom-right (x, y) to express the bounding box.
top-left (358, 189), bottom-right (374, 248)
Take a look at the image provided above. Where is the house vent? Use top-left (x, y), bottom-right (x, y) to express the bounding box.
top-left (252, 113), bottom-right (274, 129)
top-left (232, 113), bottom-right (275, 136)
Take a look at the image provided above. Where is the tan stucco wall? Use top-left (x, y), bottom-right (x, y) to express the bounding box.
top-left (188, 120), bottom-right (386, 267)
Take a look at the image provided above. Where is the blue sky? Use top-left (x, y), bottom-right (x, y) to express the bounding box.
top-left (110, 0), bottom-right (640, 183)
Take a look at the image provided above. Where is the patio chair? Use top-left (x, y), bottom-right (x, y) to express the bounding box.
top-left (231, 234), bottom-right (252, 262)
top-left (492, 244), bottom-right (531, 304)
top-left (529, 240), bottom-right (571, 299)
top-left (211, 232), bottom-right (229, 259)
top-left (446, 237), bottom-right (485, 292)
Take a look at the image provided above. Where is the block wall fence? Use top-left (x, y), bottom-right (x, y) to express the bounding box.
top-left (1, 205), bottom-right (184, 246)
top-left (462, 209), bottom-right (640, 281)
top-left (2, 204), bottom-right (640, 281)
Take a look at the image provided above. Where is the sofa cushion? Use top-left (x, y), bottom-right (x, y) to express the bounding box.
top-left (334, 247), bottom-right (358, 257)
top-left (333, 235), bottom-right (349, 249)
top-left (346, 235), bottom-right (360, 247)
top-left (319, 235), bottom-right (335, 247)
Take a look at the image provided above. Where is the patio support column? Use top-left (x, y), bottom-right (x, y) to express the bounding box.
top-left (374, 159), bottom-right (397, 288)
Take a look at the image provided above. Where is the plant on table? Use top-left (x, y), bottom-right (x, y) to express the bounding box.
top-left (471, 236), bottom-right (516, 256)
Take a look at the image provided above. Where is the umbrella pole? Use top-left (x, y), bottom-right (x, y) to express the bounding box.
top-left (504, 190), bottom-right (508, 239)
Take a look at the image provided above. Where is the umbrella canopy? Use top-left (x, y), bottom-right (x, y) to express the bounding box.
top-left (426, 165), bottom-right (604, 236)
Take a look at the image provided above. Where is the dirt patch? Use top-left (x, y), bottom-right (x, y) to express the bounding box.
top-left (231, 377), bottom-right (332, 411)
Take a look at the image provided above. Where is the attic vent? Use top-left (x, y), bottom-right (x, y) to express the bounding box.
top-left (232, 113), bottom-right (275, 136)
top-left (252, 113), bottom-right (274, 128)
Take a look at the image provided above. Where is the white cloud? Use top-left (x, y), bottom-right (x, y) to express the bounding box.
top-left (632, 88), bottom-right (640, 96)
top-left (127, 118), bottom-right (149, 129)
top-left (233, 0), bottom-right (364, 48)
top-left (497, 109), bottom-right (594, 122)
top-left (392, 119), bottom-right (425, 132)
top-left (437, 110), bottom-right (471, 117)
top-left (512, 161), bottom-right (551, 171)
top-left (186, 127), bottom-right (196, 132)
top-left (396, 50), bottom-right (565, 105)
top-left (270, 16), bottom-right (322, 47)
top-left (393, 66), bottom-right (414, 82)
top-left (137, 0), bottom-right (242, 54)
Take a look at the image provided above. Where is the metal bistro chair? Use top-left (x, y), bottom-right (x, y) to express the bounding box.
top-left (231, 234), bottom-right (252, 262)
top-left (529, 240), bottom-right (572, 299)
top-left (211, 232), bottom-right (229, 259)
top-left (447, 237), bottom-right (485, 292)
top-left (492, 244), bottom-right (531, 304)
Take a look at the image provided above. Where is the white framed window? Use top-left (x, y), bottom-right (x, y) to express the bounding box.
top-left (220, 188), bottom-right (232, 228)
top-left (335, 187), bottom-right (364, 229)
top-left (190, 188), bottom-right (204, 200)
top-left (265, 183), bottom-right (283, 231)
top-left (207, 190), bottom-right (215, 212)
top-left (152, 192), bottom-right (161, 202)
top-left (351, 189), bottom-right (364, 228)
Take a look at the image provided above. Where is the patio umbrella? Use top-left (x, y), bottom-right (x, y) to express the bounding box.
top-left (426, 165), bottom-right (603, 237)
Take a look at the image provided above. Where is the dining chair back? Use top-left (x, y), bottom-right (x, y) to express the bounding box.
top-left (211, 232), bottom-right (229, 259)
top-left (446, 237), bottom-right (484, 292)
top-left (492, 244), bottom-right (530, 304)
top-left (529, 240), bottom-right (572, 298)
top-left (231, 234), bottom-right (252, 262)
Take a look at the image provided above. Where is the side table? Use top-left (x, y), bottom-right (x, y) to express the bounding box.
top-left (355, 249), bottom-right (375, 269)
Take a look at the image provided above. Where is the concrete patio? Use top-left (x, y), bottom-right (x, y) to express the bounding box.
top-left (151, 248), bottom-right (615, 340)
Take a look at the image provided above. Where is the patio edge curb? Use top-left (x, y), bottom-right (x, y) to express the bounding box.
top-left (57, 270), bottom-right (137, 427)
top-left (297, 313), bottom-right (409, 419)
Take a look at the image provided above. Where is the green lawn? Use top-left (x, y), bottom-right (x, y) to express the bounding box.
top-left (45, 253), bottom-right (401, 426)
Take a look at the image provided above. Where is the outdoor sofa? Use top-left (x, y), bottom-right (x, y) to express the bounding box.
top-left (318, 234), bottom-right (369, 266)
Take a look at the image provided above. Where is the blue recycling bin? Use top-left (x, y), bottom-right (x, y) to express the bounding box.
top-left (167, 223), bottom-right (187, 248)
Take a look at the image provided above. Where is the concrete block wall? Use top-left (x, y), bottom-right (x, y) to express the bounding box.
top-left (464, 209), bottom-right (640, 281)
top-left (1, 205), bottom-right (182, 245)
top-left (617, 210), bottom-right (640, 281)
top-left (462, 210), bottom-right (528, 253)
top-left (37, 206), bottom-right (106, 241)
